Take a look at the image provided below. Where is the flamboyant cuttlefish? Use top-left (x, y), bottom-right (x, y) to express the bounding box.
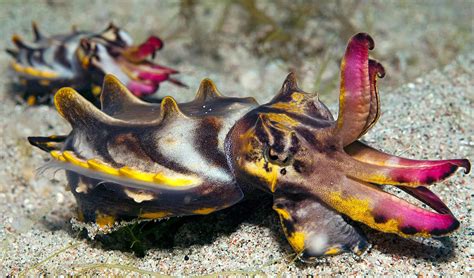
top-left (7, 22), bottom-right (185, 105)
top-left (28, 33), bottom-right (470, 260)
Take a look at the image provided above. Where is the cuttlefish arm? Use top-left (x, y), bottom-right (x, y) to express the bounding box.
top-left (320, 176), bottom-right (460, 237)
top-left (336, 33), bottom-right (385, 145)
top-left (345, 140), bottom-right (470, 215)
top-left (302, 134), bottom-right (469, 237)
top-left (122, 36), bottom-right (163, 62)
top-left (273, 195), bottom-right (369, 260)
top-left (346, 141), bottom-right (471, 169)
top-left (344, 141), bottom-right (470, 186)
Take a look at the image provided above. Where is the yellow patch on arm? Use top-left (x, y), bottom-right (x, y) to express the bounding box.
top-left (287, 232), bottom-right (306, 253)
top-left (275, 207), bottom-right (306, 253)
top-left (362, 173), bottom-right (419, 187)
top-left (328, 191), bottom-right (429, 238)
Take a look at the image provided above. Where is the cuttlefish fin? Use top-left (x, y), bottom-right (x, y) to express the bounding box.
top-left (336, 33), bottom-right (381, 146)
top-left (273, 196), bottom-right (369, 260)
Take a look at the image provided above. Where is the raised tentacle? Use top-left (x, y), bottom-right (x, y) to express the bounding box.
top-left (335, 33), bottom-right (374, 146)
top-left (340, 152), bottom-right (469, 187)
top-left (273, 196), bottom-right (369, 259)
top-left (360, 59), bottom-right (385, 135)
top-left (346, 141), bottom-right (471, 171)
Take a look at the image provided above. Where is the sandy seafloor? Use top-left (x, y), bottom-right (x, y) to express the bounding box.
top-left (1, 1), bottom-right (473, 276)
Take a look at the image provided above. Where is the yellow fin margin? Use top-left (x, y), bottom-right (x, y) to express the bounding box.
top-left (49, 151), bottom-right (199, 188)
top-left (11, 62), bottom-right (59, 78)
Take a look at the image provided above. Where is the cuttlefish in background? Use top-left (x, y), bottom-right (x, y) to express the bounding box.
top-left (28, 33), bottom-right (470, 260)
top-left (7, 22), bottom-right (185, 104)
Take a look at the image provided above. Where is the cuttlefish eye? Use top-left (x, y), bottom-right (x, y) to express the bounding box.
top-left (264, 144), bottom-right (294, 167)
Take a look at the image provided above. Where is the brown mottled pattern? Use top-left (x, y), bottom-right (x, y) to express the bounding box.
top-left (195, 117), bottom-right (229, 170)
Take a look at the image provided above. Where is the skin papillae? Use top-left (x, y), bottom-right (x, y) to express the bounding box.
top-left (7, 22), bottom-right (186, 105)
top-left (28, 33), bottom-right (470, 261)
